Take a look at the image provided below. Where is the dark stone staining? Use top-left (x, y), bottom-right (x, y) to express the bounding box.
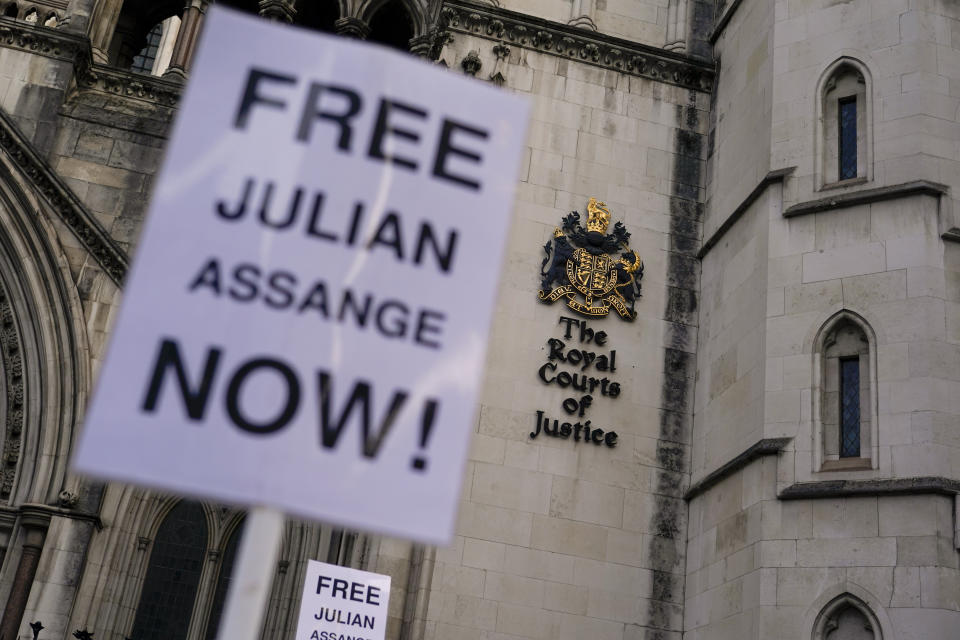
top-left (675, 129), bottom-right (702, 160)
top-left (14, 84), bottom-right (65, 156)
top-left (661, 379), bottom-right (691, 417)
top-left (666, 253), bottom-right (699, 289)
top-left (655, 471), bottom-right (685, 498)
top-left (640, 630), bottom-right (682, 640)
top-left (687, 0), bottom-right (717, 61)
top-left (658, 409), bottom-right (688, 444)
top-left (664, 287), bottom-right (697, 326)
top-left (663, 348), bottom-right (694, 381)
top-left (647, 599), bottom-right (683, 632)
top-left (669, 198), bottom-right (704, 222)
top-left (669, 215), bottom-right (701, 255)
top-left (657, 442), bottom-right (686, 473)
top-left (652, 570), bottom-right (683, 603)
top-left (645, 89), bottom-right (706, 636)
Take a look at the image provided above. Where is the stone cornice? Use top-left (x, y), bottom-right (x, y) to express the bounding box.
top-left (438, 0), bottom-right (715, 93)
top-left (0, 108), bottom-right (128, 284)
top-left (699, 167), bottom-right (794, 259)
top-left (684, 437), bottom-right (792, 500)
top-left (0, 503), bottom-right (102, 529)
top-left (0, 19), bottom-right (182, 110)
top-left (783, 180), bottom-right (949, 218)
top-left (76, 62), bottom-right (182, 109)
top-left (0, 16), bottom-right (86, 62)
top-left (779, 476), bottom-right (960, 499)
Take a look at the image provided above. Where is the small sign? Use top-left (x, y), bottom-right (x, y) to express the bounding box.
top-left (294, 560), bottom-right (391, 640)
top-left (72, 7), bottom-right (529, 544)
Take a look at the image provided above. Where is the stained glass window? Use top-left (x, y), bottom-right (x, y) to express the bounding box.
top-left (130, 22), bottom-right (163, 74)
top-left (840, 357), bottom-right (860, 458)
top-left (839, 97), bottom-right (857, 180)
top-left (204, 520), bottom-right (244, 640)
top-left (131, 501), bottom-right (207, 640)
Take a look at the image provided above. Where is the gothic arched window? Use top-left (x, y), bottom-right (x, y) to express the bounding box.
top-left (813, 311), bottom-right (878, 471)
top-left (816, 58), bottom-right (873, 188)
top-left (131, 501), bottom-right (208, 640)
top-left (129, 21), bottom-right (163, 73)
top-left (367, 1), bottom-right (414, 50)
top-left (109, 0), bottom-right (182, 71)
top-left (295, 1), bottom-right (340, 33)
top-left (813, 594), bottom-right (881, 640)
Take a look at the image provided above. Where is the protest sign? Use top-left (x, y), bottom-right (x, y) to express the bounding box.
top-left (294, 560), bottom-right (391, 640)
top-left (72, 6), bottom-right (529, 545)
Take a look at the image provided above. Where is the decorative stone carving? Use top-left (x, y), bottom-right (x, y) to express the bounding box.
top-left (488, 42), bottom-right (509, 86)
top-left (259, 0), bottom-right (296, 23)
top-left (437, 0), bottom-right (714, 92)
top-left (0, 285), bottom-right (23, 501)
top-left (408, 33), bottom-right (434, 58)
top-left (460, 50), bottom-right (481, 75)
top-left (77, 64), bottom-right (181, 107)
top-left (57, 490), bottom-right (79, 508)
top-left (0, 19), bottom-right (85, 61)
top-left (334, 16), bottom-right (370, 39)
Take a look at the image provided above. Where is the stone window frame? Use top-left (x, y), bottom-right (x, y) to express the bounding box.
top-left (812, 593), bottom-right (882, 640)
top-left (815, 57), bottom-right (874, 190)
top-left (128, 499), bottom-right (246, 640)
top-left (811, 310), bottom-right (879, 472)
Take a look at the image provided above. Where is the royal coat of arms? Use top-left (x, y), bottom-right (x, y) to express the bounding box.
top-left (538, 198), bottom-right (643, 320)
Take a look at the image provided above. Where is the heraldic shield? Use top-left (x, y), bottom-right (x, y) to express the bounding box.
top-left (538, 198), bottom-right (643, 320)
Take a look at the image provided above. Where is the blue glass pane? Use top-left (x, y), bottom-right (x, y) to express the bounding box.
top-left (839, 98), bottom-right (857, 180)
top-left (131, 501), bottom-right (207, 640)
top-left (840, 358), bottom-right (860, 457)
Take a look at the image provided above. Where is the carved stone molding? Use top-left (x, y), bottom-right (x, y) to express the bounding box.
top-left (0, 280), bottom-right (24, 500)
top-left (259, 0), bottom-right (296, 23)
top-left (77, 62), bottom-right (182, 108)
top-left (0, 17), bottom-right (86, 61)
top-left (438, 0), bottom-right (714, 93)
top-left (460, 50), bottom-right (481, 75)
top-left (334, 16), bottom-right (370, 39)
top-left (0, 108), bottom-right (129, 284)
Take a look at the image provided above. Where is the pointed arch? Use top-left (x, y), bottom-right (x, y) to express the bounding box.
top-left (0, 149), bottom-right (90, 510)
top-left (804, 584), bottom-right (896, 640)
top-left (130, 500), bottom-right (209, 640)
top-left (811, 310), bottom-right (879, 472)
top-left (357, 0), bottom-right (428, 40)
top-left (815, 56), bottom-right (874, 189)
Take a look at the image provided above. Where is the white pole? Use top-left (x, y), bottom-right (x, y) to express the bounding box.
top-left (216, 506), bottom-right (285, 640)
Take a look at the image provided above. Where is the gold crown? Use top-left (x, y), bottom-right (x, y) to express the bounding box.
top-left (586, 197), bottom-right (610, 234)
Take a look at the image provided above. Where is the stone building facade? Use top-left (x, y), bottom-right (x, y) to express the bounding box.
top-left (0, 0), bottom-right (956, 639)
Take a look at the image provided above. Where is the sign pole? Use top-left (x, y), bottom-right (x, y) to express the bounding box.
top-left (216, 506), bottom-right (285, 640)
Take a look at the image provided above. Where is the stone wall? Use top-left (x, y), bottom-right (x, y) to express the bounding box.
top-left (686, 458), bottom-right (960, 639)
top-left (425, 23), bottom-right (709, 639)
top-left (687, 0), bottom-right (960, 638)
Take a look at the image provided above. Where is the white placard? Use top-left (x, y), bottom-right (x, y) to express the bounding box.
top-left (294, 560), bottom-right (391, 640)
top-left (72, 7), bottom-right (529, 544)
